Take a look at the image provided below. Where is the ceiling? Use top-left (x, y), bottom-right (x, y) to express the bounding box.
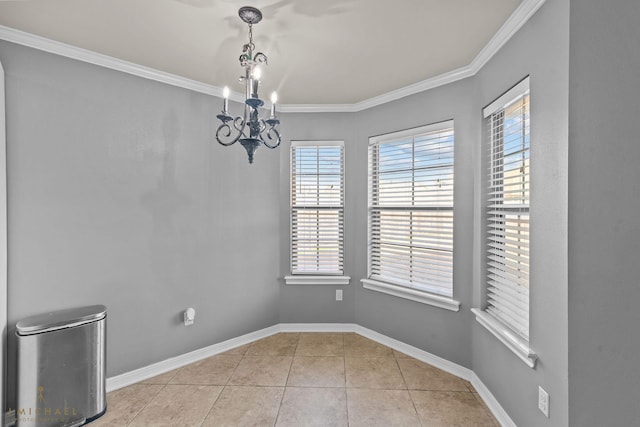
top-left (0, 0), bottom-right (522, 105)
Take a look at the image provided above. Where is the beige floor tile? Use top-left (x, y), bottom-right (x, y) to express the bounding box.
top-left (346, 388), bottom-right (421, 427)
top-left (275, 387), bottom-right (347, 427)
top-left (246, 333), bottom-right (299, 356)
top-left (90, 384), bottom-right (163, 427)
top-left (472, 391), bottom-right (498, 419)
top-left (228, 356), bottom-right (293, 386)
top-left (169, 354), bottom-right (242, 385)
top-left (129, 384), bottom-right (222, 427)
top-left (139, 369), bottom-right (179, 385)
top-left (202, 386), bottom-right (284, 427)
top-left (296, 333), bottom-right (344, 356)
top-left (397, 357), bottom-right (469, 391)
top-left (287, 356), bottom-right (345, 387)
top-left (345, 356), bottom-right (406, 389)
top-left (344, 333), bottom-right (393, 357)
top-left (96, 333), bottom-right (501, 427)
top-left (411, 390), bottom-right (500, 427)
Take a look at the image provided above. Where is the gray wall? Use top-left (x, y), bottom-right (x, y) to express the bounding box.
top-left (473, 0), bottom-right (569, 426)
top-left (278, 0), bottom-right (570, 425)
top-left (0, 40), bottom-right (281, 407)
top-left (352, 79), bottom-right (477, 368)
top-left (277, 113), bottom-right (357, 324)
top-left (12, 0), bottom-right (638, 424)
top-left (279, 80), bottom-right (477, 366)
top-left (568, 1), bottom-right (640, 425)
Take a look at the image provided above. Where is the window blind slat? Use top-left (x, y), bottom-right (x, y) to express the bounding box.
top-left (486, 85), bottom-right (530, 341)
top-left (486, 305), bottom-right (529, 336)
top-left (487, 290), bottom-right (529, 319)
top-left (291, 143), bottom-right (345, 275)
top-left (368, 122), bottom-right (454, 297)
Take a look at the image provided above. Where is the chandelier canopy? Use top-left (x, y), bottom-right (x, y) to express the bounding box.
top-left (216, 6), bottom-right (281, 164)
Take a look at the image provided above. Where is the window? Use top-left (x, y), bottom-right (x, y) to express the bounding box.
top-left (472, 77), bottom-right (536, 367)
top-left (362, 121), bottom-right (459, 311)
top-left (286, 141), bottom-right (348, 285)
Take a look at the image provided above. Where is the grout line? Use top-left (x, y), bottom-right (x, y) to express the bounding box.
top-left (193, 341), bottom-right (253, 425)
top-left (392, 346), bottom-right (425, 427)
top-left (283, 334), bottom-right (298, 388)
top-left (273, 333), bottom-right (299, 426)
top-left (341, 333), bottom-right (351, 427)
top-left (114, 330), bottom-right (494, 426)
top-left (125, 382), bottom-right (168, 426)
top-left (195, 385), bottom-right (223, 427)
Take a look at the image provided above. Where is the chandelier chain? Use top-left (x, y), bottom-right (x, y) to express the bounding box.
top-left (248, 23), bottom-right (255, 52)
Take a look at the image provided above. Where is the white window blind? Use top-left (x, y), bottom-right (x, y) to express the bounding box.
top-left (485, 78), bottom-right (530, 341)
top-left (291, 141), bottom-right (344, 275)
top-left (368, 121), bottom-right (454, 298)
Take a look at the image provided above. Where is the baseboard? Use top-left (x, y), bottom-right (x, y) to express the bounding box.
top-left (106, 322), bottom-right (515, 426)
top-left (352, 325), bottom-right (475, 381)
top-left (106, 324), bottom-right (280, 392)
top-left (470, 373), bottom-right (517, 427)
top-left (277, 323), bottom-right (357, 333)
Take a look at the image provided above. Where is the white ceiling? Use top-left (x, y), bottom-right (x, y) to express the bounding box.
top-left (0, 0), bottom-right (522, 105)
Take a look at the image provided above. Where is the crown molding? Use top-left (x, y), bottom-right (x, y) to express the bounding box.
top-left (278, 103), bottom-right (360, 114)
top-left (277, 0), bottom-right (545, 113)
top-left (279, 64), bottom-right (474, 114)
top-left (0, 25), bottom-right (234, 101)
top-left (0, 0), bottom-right (546, 113)
top-left (470, 0), bottom-right (547, 74)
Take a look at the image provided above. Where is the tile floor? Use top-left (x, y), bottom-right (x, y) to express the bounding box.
top-left (92, 333), bottom-right (499, 426)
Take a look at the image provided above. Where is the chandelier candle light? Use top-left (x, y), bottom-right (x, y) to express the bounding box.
top-left (216, 6), bottom-right (281, 164)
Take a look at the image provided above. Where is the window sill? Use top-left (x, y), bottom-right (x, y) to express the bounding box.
top-left (284, 275), bottom-right (351, 286)
top-left (471, 308), bottom-right (537, 368)
top-left (361, 279), bottom-right (460, 312)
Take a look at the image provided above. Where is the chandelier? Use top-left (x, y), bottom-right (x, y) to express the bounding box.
top-left (216, 6), bottom-right (281, 164)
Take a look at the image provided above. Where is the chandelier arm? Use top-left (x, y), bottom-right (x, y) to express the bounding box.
top-left (216, 107), bottom-right (251, 146)
top-left (233, 113), bottom-right (248, 135)
top-left (215, 122), bottom-right (241, 146)
top-left (254, 52), bottom-right (268, 65)
top-left (261, 126), bottom-right (281, 149)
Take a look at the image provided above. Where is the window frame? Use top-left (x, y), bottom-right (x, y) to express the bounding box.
top-left (472, 76), bottom-right (537, 368)
top-left (361, 121), bottom-right (460, 311)
top-left (285, 140), bottom-right (350, 286)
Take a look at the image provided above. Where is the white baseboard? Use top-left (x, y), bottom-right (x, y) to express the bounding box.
top-left (277, 323), bottom-right (474, 380)
top-left (352, 325), bottom-right (515, 427)
top-left (352, 325), bottom-right (475, 381)
top-left (106, 325), bottom-right (280, 392)
top-left (277, 323), bottom-right (357, 333)
top-left (106, 322), bottom-right (515, 427)
top-left (470, 373), bottom-right (517, 427)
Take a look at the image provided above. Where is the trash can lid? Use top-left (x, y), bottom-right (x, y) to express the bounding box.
top-left (16, 304), bottom-right (107, 335)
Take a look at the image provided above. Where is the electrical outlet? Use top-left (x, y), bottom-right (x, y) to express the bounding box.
top-left (336, 289), bottom-right (343, 301)
top-left (184, 308), bottom-right (195, 326)
top-left (538, 386), bottom-right (549, 417)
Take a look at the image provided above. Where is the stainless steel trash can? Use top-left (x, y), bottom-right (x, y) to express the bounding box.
top-left (15, 305), bottom-right (107, 427)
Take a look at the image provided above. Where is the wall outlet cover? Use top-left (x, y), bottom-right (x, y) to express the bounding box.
top-left (184, 308), bottom-right (195, 326)
top-left (538, 386), bottom-right (549, 417)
